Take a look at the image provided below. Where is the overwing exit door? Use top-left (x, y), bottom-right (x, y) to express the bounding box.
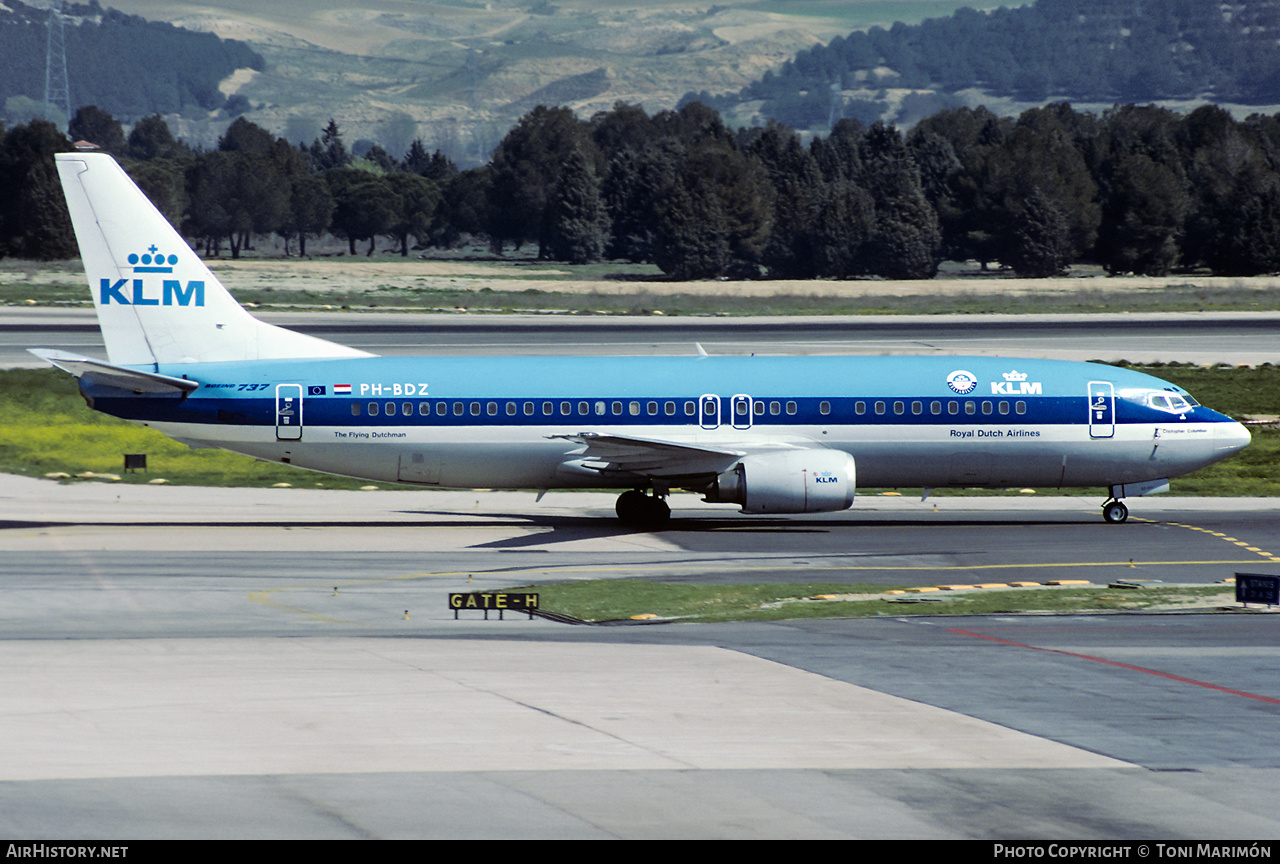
top-left (700, 394), bottom-right (720, 430)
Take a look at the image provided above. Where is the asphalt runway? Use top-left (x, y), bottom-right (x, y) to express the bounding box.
top-left (6, 308), bottom-right (1280, 365)
top-left (3, 309), bottom-right (1278, 837)
top-left (0, 477), bottom-right (1277, 839)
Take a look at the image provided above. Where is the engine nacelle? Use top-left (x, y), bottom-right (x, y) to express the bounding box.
top-left (704, 450), bottom-right (856, 513)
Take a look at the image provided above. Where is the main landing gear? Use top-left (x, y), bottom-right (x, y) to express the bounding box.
top-left (1102, 498), bottom-right (1129, 524)
top-left (615, 489), bottom-right (671, 527)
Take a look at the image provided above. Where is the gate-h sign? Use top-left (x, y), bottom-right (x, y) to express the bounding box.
top-left (1235, 573), bottom-right (1280, 606)
top-left (449, 592), bottom-right (539, 620)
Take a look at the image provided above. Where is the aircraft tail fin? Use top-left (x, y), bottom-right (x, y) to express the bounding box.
top-left (54, 151), bottom-right (371, 367)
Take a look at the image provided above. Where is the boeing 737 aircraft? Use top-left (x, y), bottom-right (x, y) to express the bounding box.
top-left (33, 150), bottom-right (1251, 524)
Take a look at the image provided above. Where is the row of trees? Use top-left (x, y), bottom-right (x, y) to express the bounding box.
top-left (5, 99), bottom-right (1280, 279)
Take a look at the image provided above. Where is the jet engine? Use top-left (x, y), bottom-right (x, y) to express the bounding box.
top-left (703, 450), bottom-right (855, 513)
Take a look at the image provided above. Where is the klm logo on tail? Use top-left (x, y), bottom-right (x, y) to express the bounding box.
top-left (100, 244), bottom-right (204, 306)
top-left (128, 245), bottom-right (178, 273)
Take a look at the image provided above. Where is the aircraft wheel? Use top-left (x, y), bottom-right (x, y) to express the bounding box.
top-left (616, 490), bottom-right (669, 527)
top-left (647, 495), bottom-right (671, 525)
top-left (616, 490), bottom-right (647, 523)
top-left (1102, 500), bottom-right (1129, 524)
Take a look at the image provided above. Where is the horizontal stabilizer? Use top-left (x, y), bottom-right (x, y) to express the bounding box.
top-left (29, 349), bottom-right (199, 394)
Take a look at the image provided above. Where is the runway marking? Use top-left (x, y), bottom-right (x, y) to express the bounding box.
top-left (946, 628), bottom-right (1280, 706)
top-left (246, 556), bottom-right (1255, 624)
top-left (245, 518), bottom-right (1268, 623)
top-left (1151, 519), bottom-right (1280, 564)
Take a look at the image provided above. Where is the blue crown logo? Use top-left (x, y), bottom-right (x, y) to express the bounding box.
top-left (127, 244), bottom-right (178, 273)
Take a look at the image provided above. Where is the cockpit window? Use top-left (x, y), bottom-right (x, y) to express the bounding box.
top-left (1148, 392), bottom-right (1191, 413)
top-left (1122, 387), bottom-right (1198, 414)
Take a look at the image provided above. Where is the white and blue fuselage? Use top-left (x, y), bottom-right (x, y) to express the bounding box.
top-left (38, 151), bottom-right (1251, 524)
top-left (81, 354), bottom-right (1247, 509)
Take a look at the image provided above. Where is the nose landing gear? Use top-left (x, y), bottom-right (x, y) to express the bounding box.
top-left (1102, 499), bottom-right (1129, 523)
top-left (616, 489), bottom-right (671, 527)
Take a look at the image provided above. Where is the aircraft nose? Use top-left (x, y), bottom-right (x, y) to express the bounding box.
top-left (1216, 420), bottom-right (1252, 456)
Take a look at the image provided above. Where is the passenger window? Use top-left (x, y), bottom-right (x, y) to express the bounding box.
top-left (470, 403), bottom-right (480, 416)
top-left (855, 401), bottom-right (865, 415)
top-left (579, 402), bottom-right (589, 415)
top-left (437, 402), bottom-right (447, 416)
top-left (754, 401), bottom-right (765, 415)
top-left (612, 401), bottom-right (623, 415)
top-left (419, 402), bottom-right (429, 416)
top-left (453, 402), bottom-right (463, 416)
top-left (595, 401), bottom-right (606, 416)
top-left (874, 401), bottom-right (885, 415)
top-left (648, 402), bottom-right (658, 415)
top-left (506, 402), bottom-right (516, 416)
top-left (560, 401), bottom-right (571, 415)
top-left (893, 401), bottom-right (904, 415)
top-left (981, 401), bottom-right (992, 415)
top-left (385, 402), bottom-right (396, 416)
top-left (684, 401), bottom-right (696, 416)
top-left (524, 402), bottom-right (534, 416)
top-left (770, 401), bottom-right (781, 415)
top-left (912, 401), bottom-right (922, 415)
top-left (665, 401), bottom-right (676, 416)
top-left (965, 401), bottom-right (975, 415)
top-left (930, 401), bottom-right (941, 415)
top-left (351, 402), bottom-right (362, 416)
top-left (369, 402), bottom-right (379, 416)
top-left (1015, 401), bottom-right (1027, 415)
top-left (998, 401), bottom-right (1009, 415)
top-left (786, 401), bottom-right (797, 415)
top-left (486, 402), bottom-right (497, 416)
top-left (948, 401), bottom-right (958, 415)
top-left (543, 401), bottom-right (553, 415)
top-left (819, 401), bottom-right (830, 415)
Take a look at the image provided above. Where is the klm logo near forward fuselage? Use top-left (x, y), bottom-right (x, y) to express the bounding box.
top-left (99, 278), bottom-right (204, 306)
top-left (99, 243), bottom-right (205, 306)
top-left (991, 369), bottom-right (1042, 395)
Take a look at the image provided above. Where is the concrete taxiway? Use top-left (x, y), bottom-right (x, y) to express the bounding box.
top-left (0, 476), bottom-right (1277, 838)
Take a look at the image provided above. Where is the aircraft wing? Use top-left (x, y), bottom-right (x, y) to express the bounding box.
top-left (551, 432), bottom-right (744, 479)
top-left (550, 432), bottom-right (754, 484)
top-left (29, 349), bottom-right (199, 395)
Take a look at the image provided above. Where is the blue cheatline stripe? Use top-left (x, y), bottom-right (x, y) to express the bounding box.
top-left (87, 393), bottom-right (1225, 429)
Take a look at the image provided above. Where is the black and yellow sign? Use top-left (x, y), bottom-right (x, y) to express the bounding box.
top-left (449, 592), bottom-right (539, 617)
